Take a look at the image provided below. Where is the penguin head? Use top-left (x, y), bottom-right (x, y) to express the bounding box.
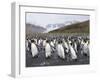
top-left (31, 39), bottom-right (35, 43)
top-left (46, 40), bottom-right (50, 43)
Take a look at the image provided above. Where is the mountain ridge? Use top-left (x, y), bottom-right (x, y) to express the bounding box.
top-left (49, 20), bottom-right (89, 33)
top-left (26, 23), bottom-right (46, 35)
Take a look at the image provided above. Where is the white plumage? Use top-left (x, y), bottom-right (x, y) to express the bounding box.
top-left (57, 44), bottom-right (65, 59)
top-left (63, 40), bottom-right (69, 53)
top-left (83, 42), bottom-right (89, 55)
top-left (69, 44), bottom-right (77, 60)
top-left (31, 43), bottom-right (38, 57)
top-left (45, 43), bottom-right (51, 58)
top-left (50, 41), bottom-right (55, 47)
top-left (25, 40), bottom-right (29, 51)
top-left (50, 41), bottom-right (55, 52)
top-left (38, 39), bottom-right (42, 46)
top-left (74, 42), bottom-right (77, 53)
top-left (43, 40), bottom-right (46, 47)
top-left (34, 38), bottom-right (38, 44)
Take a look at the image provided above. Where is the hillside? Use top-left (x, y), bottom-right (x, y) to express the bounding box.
top-left (26, 23), bottom-right (46, 35)
top-left (49, 20), bottom-right (89, 34)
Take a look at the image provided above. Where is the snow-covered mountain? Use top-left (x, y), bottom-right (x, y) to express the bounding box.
top-left (49, 20), bottom-right (89, 33)
top-left (45, 23), bottom-right (64, 32)
top-left (45, 21), bottom-right (80, 33)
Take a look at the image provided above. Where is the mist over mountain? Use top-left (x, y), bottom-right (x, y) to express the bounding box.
top-left (26, 23), bottom-right (46, 34)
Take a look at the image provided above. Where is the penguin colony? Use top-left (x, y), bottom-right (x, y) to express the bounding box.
top-left (26, 34), bottom-right (89, 66)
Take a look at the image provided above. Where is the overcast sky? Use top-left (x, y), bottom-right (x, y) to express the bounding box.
top-left (26, 12), bottom-right (89, 28)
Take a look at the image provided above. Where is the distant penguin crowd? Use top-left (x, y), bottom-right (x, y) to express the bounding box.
top-left (26, 35), bottom-right (89, 61)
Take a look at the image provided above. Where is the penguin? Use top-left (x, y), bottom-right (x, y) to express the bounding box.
top-left (45, 40), bottom-right (52, 58)
top-left (43, 39), bottom-right (46, 47)
top-left (73, 41), bottom-right (78, 53)
top-left (25, 39), bottom-right (29, 51)
top-left (69, 42), bottom-right (77, 60)
top-left (34, 38), bottom-right (38, 45)
top-left (62, 39), bottom-right (69, 54)
top-left (50, 40), bottom-right (55, 53)
top-left (83, 40), bottom-right (89, 56)
top-left (31, 39), bottom-right (38, 58)
top-left (57, 40), bottom-right (65, 59)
